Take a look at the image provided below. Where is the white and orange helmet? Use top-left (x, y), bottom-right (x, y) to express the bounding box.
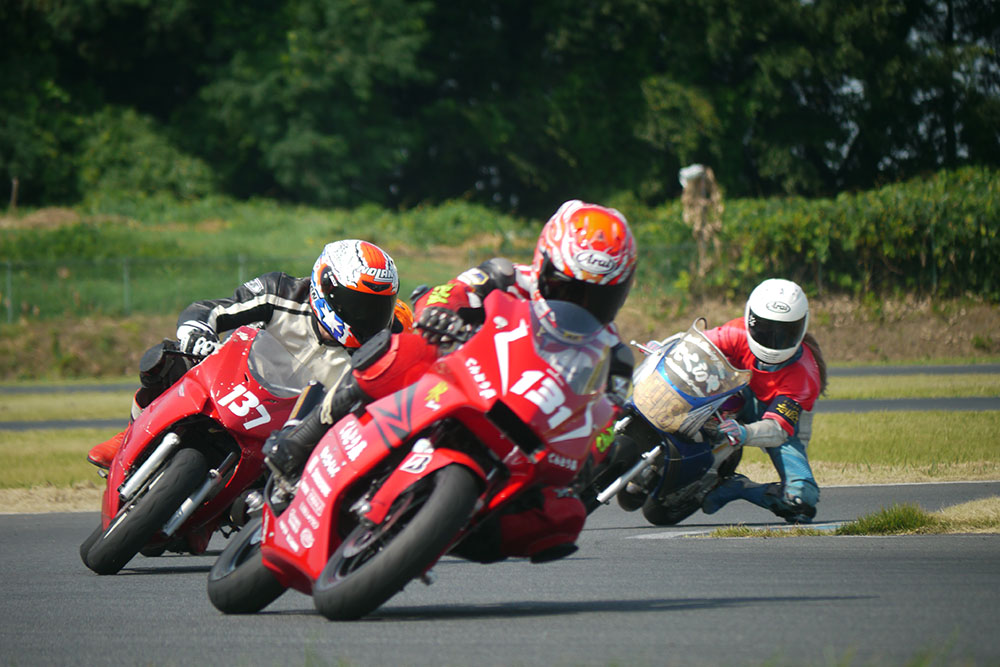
top-left (531, 200), bottom-right (637, 325)
top-left (309, 240), bottom-right (399, 348)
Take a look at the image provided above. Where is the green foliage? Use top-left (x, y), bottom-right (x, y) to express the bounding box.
top-left (682, 167), bottom-right (1000, 299)
top-left (78, 107), bottom-right (216, 202)
top-left (5, 0), bottom-right (997, 214)
top-left (197, 0), bottom-right (432, 206)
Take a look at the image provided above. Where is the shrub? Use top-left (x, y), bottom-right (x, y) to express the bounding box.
top-left (77, 107), bottom-right (217, 203)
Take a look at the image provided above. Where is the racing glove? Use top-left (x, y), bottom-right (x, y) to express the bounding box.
top-left (718, 419), bottom-right (748, 446)
top-left (176, 320), bottom-right (220, 357)
top-left (416, 306), bottom-right (470, 345)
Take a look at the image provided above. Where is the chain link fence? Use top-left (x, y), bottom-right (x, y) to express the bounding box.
top-left (1, 244), bottom-right (692, 323)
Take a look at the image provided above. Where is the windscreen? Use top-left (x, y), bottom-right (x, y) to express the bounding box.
top-left (246, 330), bottom-right (323, 398)
top-left (530, 299), bottom-right (610, 395)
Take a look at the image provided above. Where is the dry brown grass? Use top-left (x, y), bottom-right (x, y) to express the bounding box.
top-left (0, 482), bottom-right (103, 514)
top-left (616, 289), bottom-right (1000, 364)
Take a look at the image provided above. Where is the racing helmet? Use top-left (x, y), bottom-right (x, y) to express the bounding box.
top-left (744, 278), bottom-right (809, 364)
top-left (531, 200), bottom-right (637, 325)
top-left (309, 240), bottom-right (399, 348)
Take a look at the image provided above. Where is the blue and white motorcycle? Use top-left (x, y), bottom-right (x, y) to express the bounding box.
top-left (580, 319), bottom-right (750, 525)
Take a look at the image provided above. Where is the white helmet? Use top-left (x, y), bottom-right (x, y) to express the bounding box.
top-left (744, 278), bottom-right (809, 364)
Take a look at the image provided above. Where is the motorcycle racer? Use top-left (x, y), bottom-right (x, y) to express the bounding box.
top-left (87, 240), bottom-right (403, 469)
top-left (262, 199), bottom-right (639, 561)
top-left (699, 278), bottom-right (828, 523)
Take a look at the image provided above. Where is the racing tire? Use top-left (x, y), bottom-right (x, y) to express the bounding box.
top-left (313, 464), bottom-right (479, 621)
top-left (83, 448), bottom-right (208, 575)
top-left (207, 517), bottom-right (287, 614)
top-left (79, 525), bottom-right (103, 566)
top-left (641, 496), bottom-right (701, 526)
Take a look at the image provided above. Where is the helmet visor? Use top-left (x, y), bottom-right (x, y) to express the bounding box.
top-left (747, 309), bottom-right (806, 351)
top-left (538, 260), bottom-right (632, 325)
top-left (322, 272), bottom-right (397, 344)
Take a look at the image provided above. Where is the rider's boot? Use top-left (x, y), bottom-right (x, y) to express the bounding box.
top-left (761, 487), bottom-right (817, 524)
top-left (263, 377), bottom-right (368, 477)
top-left (702, 474), bottom-right (817, 524)
top-left (87, 391), bottom-right (147, 469)
top-left (765, 438), bottom-right (819, 524)
top-left (701, 473), bottom-right (765, 514)
top-left (88, 431), bottom-right (125, 469)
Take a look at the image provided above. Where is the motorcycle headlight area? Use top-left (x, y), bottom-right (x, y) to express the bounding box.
top-left (630, 325), bottom-right (749, 437)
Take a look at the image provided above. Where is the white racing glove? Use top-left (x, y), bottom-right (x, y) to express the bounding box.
top-left (176, 320), bottom-right (221, 357)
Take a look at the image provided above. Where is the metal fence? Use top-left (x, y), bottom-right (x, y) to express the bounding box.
top-left (1, 245), bottom-right (692, 323)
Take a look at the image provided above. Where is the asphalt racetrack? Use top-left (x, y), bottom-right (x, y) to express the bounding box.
top-left (2, 481), bottom-right (998, 666)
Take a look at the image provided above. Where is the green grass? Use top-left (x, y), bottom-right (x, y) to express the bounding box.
top-left (825, 374), bottom-right (1000, 399)
top-left (835, 502), bottom-right (941, 535)
top-left (0, 428), bottom-right (118, 488)
top-left (740, 411), bottom-right (1000, 469)
top-left (709, 498), bottom-right (1000, 537)
top-left (0, 391), bottom-right (134, 422)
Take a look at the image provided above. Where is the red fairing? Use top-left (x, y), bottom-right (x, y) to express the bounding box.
top-left (354, 332), bottom-right (439, 400)
top-left (92, 326), bottom-right (299, 568)
top-left (251, 290), bottom-right (618, 612)
top-left (498, 487), bottom-right (586, 559)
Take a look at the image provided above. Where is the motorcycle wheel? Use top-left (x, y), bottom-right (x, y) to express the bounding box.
top-left (641, 496), bottom-right (701, 526)
top-left (313, 464), bottom-right (479, 621)
top-left (78, 525), bottom-right (102, 567)
top-left (207, 517), bottom-right (286, 614)
top-left (83, 448), bottom-right (207, 575)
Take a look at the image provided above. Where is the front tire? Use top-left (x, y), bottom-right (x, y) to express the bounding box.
top-left (207, 517), bottom-right (287, 614)
top-left (313, 465), bottom-right (479, 621)
top-left (83, 448), bottom-right (207, 575)
top-left (79, 525), bottom-right (102, 566)
top-left (641, 496), bottom-right (701, 526)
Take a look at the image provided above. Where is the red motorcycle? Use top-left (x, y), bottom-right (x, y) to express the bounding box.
top-left (207, 291), bottom-right (617, 620)
top-left (80, 326), bottom-right (326, 575)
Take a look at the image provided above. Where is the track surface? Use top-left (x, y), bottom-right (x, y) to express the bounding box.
top-left (2, 481), bottom-right (997, 666)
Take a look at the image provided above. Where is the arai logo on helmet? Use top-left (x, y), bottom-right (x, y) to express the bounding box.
top-left (574, 250), bottom-right (615, 274)
top-left (766, 300), bottom-right (791, 314)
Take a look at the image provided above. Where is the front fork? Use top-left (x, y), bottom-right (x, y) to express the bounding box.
top-left (117, 431), bottom-right (238, 537)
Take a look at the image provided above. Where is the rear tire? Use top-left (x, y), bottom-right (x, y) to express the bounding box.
top-left (207, 517), bottom-right (287, 614)
top-left (313, 465), bottom-right (479, 620)
top-left (84, 448), bottom-right (207, 575)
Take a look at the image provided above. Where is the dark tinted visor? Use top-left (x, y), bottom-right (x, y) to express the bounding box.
top-left (323, 273), bottom-right (397, 343)
top-left (748, 308), bottom-right (806, 350)
top-left (538, 260), bottom-right (632, 325)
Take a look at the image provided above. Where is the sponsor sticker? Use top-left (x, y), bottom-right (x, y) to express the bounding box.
top-left (425, 284), bottom-right (455, 306)
top-left (300, 528), bottom-right (315, 549)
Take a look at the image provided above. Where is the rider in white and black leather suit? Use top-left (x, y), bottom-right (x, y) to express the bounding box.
top-left (86, 239), bottom-right (406, 469)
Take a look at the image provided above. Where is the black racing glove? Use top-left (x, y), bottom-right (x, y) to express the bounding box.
top-left (416, 306), bottom-right (471, 345)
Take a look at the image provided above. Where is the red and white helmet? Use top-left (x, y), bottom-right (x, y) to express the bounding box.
top-left (309, 240), bottom-right (399, 348)
top-left (531, 200), bottom-right (637, 325)
top-left (744, 278), bottom-right (809, 364)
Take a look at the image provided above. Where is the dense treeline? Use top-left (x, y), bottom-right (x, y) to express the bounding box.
top-left (2, 0), bottom-right (997, 216)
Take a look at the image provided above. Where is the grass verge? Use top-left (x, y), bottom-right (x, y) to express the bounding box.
top-left (825, 374), bottom-right (1000, 399)
top-left (710, 497), bottom-right (1000, 537)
